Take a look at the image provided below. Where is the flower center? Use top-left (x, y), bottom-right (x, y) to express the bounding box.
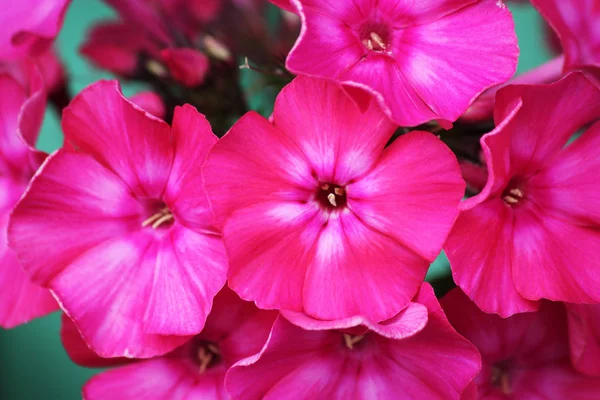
top-left (359, 22), bottom-right (391, 53)
top-left (142, 202), bottom-right (175, 229)
top-left (491, 364), bottom-right (512, 395)
top-left (316, 183), bottom-right (347, 210)
top-left (343, 334), bottom-right (364, 350)
top-left (502, 186), bottom-right (524, 207)
top-left (195, 341), bottom-right (221, 374)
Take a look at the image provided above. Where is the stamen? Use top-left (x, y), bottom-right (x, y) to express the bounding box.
top-left (334, 187), bottom-right (344, 196)
top-left (327, 193), bottom-right (337, 207)
top-left (152, 213), bottom-right (174, 229)
top-left (343, 334), bottom-right (364, 350)
top-left (509, 188), bottom-right (523, 198)
top-left (142, 207), bottom-right (174, 229)
top-left (502, 186), bottom-right (524, 206)
top-left (321, 183), bottom-right (330, 191)
top-left (363, 39), bottom-right (374, 50)
top-left (197, 347), bottom-right (213, 374)
top-left (369, 32), bottom-right (386, 49)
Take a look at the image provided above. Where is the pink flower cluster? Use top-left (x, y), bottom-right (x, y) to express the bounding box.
top-left (2, 0), bottom-right (600, 399)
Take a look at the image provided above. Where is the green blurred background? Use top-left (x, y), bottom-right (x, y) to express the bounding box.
top-left (0, 1), bottom-right (551, 398)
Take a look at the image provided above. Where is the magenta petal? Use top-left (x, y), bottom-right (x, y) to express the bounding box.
top-left (442, 289), bottom-right (568, 368)
top-left (225, 316), bottom-right (341, 400)
top-left (341, 55), bottom-right (438, 127)
top-left (0, 74), bottom-right (29, 167)
top-left (84, 359), bottom-right (228, 400)
top-left (445, 199), bottom-right (539, 317)
top-left (512, 207), bottom-right (600, 304)
top-left (143, 225), bottom-right (227, 336)
top-left (528, 121), bottom-right (600, 226)
top-left (60, 313), bottom-right (129, 368)
top-left (286, 7), bottom-right (364, 82)
top-left (224, 202), bottom-right (321, 312)
top-left (203, 111), bottom-right (315, 227)
top-left (0, 0), bottom-right (71, 60)
top-left (566, 303), bottom-right (600, 377)
top-left (165, 105), bottom-right (218, 232)
top-left (495, 72), bottom-right (600, 176)
top-left (303, 211), bottom-right (429, 321)
top-left (519, 364), bottom-right (600, 400)
top-left (272, 76), bottom-right (396, 183)
top-left (349, 131), bottom-right (464, 262)
top-left (9, 150), bottom-right (142, 285)
top-left (282, 300), bottom-right (428, 340)
top-left (62, 80), bottom-right (173, 198)
top-left (531, 0), bottom-right (600, 69)
top-left (396, 0), bottom-right (518, 123)
top-left (51, 231), bottom-right (190, 358)
top-left (0, 235), bottom-right (57, 328)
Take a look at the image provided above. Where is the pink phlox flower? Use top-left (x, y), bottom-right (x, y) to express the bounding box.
top-left (9, 80), bottom-right (228, 358)
top-left (443, 289), bottom-right (600, 399)
top-left (225, 284), bottom-right (480, 400)
top-left (445, 72), bottom-right (600, 317)
top-left (61, 287), bottom-right (276, 400)
top-left (203, 76), bottom-right (465, 321)
top-left (270, 0), bottom-right (519, 127)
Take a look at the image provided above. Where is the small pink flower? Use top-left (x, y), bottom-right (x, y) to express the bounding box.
top-left (566, 303), bottom-right (600, 377)
top-left (203, 76), bottom-right (465, 321)
top-left (9, 80), bottom-right (228, 358)
top-left (442, 289), bottom-right (600, 399)
top-left (445, 72), bottom-right (600, 317)
top-left (0, 68), bottom-right (57, 328)
top-left (61, 288), bottom-right (277, 400)
top-left (531, 0), bottom-right (600, 71)
top-left (270, 0), bottom-right (518, 126)
top-left (0, 0), bottom-right (71, 61)
top-left (226, 284), bottom-right (480, 400)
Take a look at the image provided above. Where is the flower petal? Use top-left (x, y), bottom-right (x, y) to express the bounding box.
top-left (349, 131), bottom-right (464, 262)
top-left (286, 6), bottom-right (364, 80)
top-left (442, 289), bottom-right (568, 367)
top-left (224, 201), bottom-right (321, 312)
top-left (303, 211), bottom-right (429, 321)
top-left (143, 225), bottom-right (227, 336)
top-left (0, 211), bottom-right (57, 327)
top-left (0, 0), bottom-right (70, 60)
top-left (512, 206), bottom-right (600, 304)
top-left (62, 80), bottom-right (173, 198)
top-left (165, 105), bottom-right (218, 232)
top-left (272, 76), bottom-right (396, 183)
top-left (281, 300), bottom-right (428, 340)
top-left (531, 0), bottom-right (600, 69)
top-left (9, 150), bottom-right (142, 285)
top-left (60, 313), bottom-right (129, 368)
top-left (51, 231), bottom-right (191, 358)
top-left (528, 121), bottom-right (600, 227)
top-left (495, 72), bottom-right (600, 177)
top-left (566, 303), bottom-right (600, 377)
top-left (341, 55), bottom-right (438, 127)
top-left (203, 111), bottom-right (314, 227)
top-left (445, 199), bottom-right (539, 317)
top-left (83, 359), bottom-right (228, 400)
top-left (396, 0), bottom-right (518, 123)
